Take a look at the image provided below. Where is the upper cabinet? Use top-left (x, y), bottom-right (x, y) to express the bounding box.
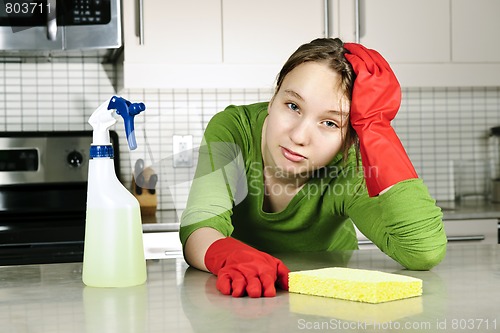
top-left (120, 0), bottom-right (500, 89)
top-left (451, 0), bottom-right (500, 63)
top-left (121, 0), bottom-right (326, 89)
top-left (123, 0), bottom-right (325, 88)
top-left (222, 0), bottom-right (323, 65)
top-left (121, 0), bottom-right (223, 88)
top-left (123, 0), bottom-right (222, 64)
top-left (333, 0), bottom-right (500, 87)
top-left (335, 0), bottom-right (450, 64)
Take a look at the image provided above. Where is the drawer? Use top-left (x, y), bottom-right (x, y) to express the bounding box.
top-left (142, 232), bottom-right (183, 259)
top-left (355, 226), bottom-right (378, 250)
top-left (443, 219), bottom-right (498, 246)
top-left (356, 219), bottom-right (499, 250)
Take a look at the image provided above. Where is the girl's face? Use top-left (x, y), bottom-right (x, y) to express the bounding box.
top-left (263, 61), bottom-right (349, 178)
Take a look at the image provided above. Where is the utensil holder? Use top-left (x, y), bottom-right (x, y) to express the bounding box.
top-left (131, 166), bottom-right (158, 217)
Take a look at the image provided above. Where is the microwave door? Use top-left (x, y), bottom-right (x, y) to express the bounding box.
top-left (64, 22), bottom-right (120, 50)
top-left (0, 0), bottom-right (63, 51)
top-left (63, 0), bottom-right (121, 50)
top-left (0, 26), bottom-right (63, 50)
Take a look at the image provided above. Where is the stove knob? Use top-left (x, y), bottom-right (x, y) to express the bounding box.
top-left (67, 151), bottom-right (84, 168)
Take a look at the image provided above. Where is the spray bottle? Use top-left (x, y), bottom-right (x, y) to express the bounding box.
top-left (82, 96), bottom-right (147, 288)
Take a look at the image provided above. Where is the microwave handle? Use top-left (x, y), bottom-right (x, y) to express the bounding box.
top-left (47, 0), bottom-right (57, 41)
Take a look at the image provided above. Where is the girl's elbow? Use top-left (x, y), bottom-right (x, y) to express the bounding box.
top-left (400, 242), bottom-right (447, 271)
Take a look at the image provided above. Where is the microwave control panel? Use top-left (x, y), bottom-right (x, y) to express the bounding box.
top-left (70, 0), bottom-right (111, 25)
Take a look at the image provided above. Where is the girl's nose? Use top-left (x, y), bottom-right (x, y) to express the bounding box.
top-left (289, 120), bottom-right (311, 146)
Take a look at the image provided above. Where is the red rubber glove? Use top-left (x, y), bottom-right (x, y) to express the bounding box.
top-left (204, 237), bottom-right (290, 298)
top-left (344, 43), bottom-right (418, 196)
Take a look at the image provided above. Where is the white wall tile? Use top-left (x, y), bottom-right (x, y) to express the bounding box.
top-left (1, 61), bottom-right (500, 206)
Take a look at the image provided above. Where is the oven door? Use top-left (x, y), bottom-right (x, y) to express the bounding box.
top-left (0, 211), bottom-right (86, 266)
top-left (0, 183), bottom-right (87, 266)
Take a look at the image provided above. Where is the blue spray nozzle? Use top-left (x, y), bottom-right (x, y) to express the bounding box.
top-left (108, 96), bottom-right (146, 150)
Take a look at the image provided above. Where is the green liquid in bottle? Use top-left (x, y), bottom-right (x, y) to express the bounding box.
top-left (83, 207), bottom-right (147, 287)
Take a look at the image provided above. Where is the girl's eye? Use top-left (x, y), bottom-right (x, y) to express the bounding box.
top-left (286, 103), bottom-right (299, 112)
top-left (323, 120), bottom-right (339, 129)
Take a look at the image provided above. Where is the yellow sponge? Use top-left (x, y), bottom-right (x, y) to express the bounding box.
top-left (288, 267), bottom-right (422, 304)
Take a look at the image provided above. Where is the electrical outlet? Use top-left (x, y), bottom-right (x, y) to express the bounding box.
top-left (173, 135), bottom-right (193, 168)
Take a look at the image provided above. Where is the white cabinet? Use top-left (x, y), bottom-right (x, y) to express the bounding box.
top-left (121, 0), bottom-right (222, 88)
top-left (121, 0), bottom-right (326, 89)
top-left (142, 232), bottom-right (183, 259)
top-left (356, 219), bottom-right (498, 249)
top-left (443, 219), bottom-right (498, 246)
top-left (123, 0), bottom-right (222, 64)
top-left (120, 0), bottom-right (500, 89)
top-left (354, 226), bottom-right (378, 250)
top-left (451, 0), bottom-right (500, 63)
top-left (222, 0), bottom-right (324, 65)
top-left (336, 0), bottom-right (450, 64)
top-left (334, 0), bottom-right (500, 87)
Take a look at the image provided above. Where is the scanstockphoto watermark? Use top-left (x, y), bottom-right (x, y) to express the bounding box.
top-left (247, 161), bottom-right (377, 181)
top-left (249, 176), bottom-right (365, 199)
top-left (297, 318), bottom-right (498, 331)
top-left (247, 162), bottom-right (372, 198)
top-left (297, 319), bottom-right (433, 331)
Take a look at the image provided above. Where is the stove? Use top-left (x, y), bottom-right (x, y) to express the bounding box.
top-left (0, 131), bottom-right (119, 266)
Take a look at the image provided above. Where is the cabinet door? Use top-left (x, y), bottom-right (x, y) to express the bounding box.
top-left (123, 0), bottom-right (222, 64)
top-left (452, 0), bottom-right (500, 63)
top-left (222, 0), bottom-right (325, 65)
top-left (338, 0), bottom-right (450, 64)
top-left (443, 219), bottom-right (498, 246)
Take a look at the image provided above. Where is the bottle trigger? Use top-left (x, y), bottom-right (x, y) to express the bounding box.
top-left (108, 96), bottom-right (146, 150)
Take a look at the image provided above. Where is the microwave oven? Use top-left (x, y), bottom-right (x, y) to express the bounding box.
top-left (0, 0), bottom-right (121, 51)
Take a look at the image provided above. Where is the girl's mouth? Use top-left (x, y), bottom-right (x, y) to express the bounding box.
top-left (280, 146), bottom-right (306, 162)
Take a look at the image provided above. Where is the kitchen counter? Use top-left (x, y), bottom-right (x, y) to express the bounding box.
top-left (438, 200), bottom-right (500, 220)
top-left (1, 245), bottom-right (499, 332)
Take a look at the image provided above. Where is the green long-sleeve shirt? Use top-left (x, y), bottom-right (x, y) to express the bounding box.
top-left (180, 102), bottom-right (447, 270)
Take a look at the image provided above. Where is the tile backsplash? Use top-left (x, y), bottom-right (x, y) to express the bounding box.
top-left (1, 60), bottom-right (500, 211)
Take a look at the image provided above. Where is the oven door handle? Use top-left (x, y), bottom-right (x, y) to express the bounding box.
top-left (47, 0), bottom-right (57, 41)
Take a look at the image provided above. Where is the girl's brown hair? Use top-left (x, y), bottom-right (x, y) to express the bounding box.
top-left (272, 38), bottom-right (358, 163)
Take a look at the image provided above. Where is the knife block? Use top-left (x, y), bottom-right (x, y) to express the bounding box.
top-left (131, 166), bottom-right (158, 218)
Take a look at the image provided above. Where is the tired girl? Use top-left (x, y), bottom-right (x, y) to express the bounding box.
top-left (179, 38), bottom-right (447, 298)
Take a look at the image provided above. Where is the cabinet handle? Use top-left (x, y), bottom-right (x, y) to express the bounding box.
top-left (354, 0), bottom-right (360, 43)
top-left (47, 0), bottom-right (57, 41)
top-left (360, 235), bottom-right (487, 246)
top-left (138, 0), bottom-right (145, 45)
top-left (324, 0), bottom-right (330, 38)
top-left (447, 235), bottom-right (485, 242)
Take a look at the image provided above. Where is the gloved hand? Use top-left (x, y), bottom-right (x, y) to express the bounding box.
top-left (204, 237), bottom-right (290, 298)
top-left (344, 43), bottom-right (418, 196)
